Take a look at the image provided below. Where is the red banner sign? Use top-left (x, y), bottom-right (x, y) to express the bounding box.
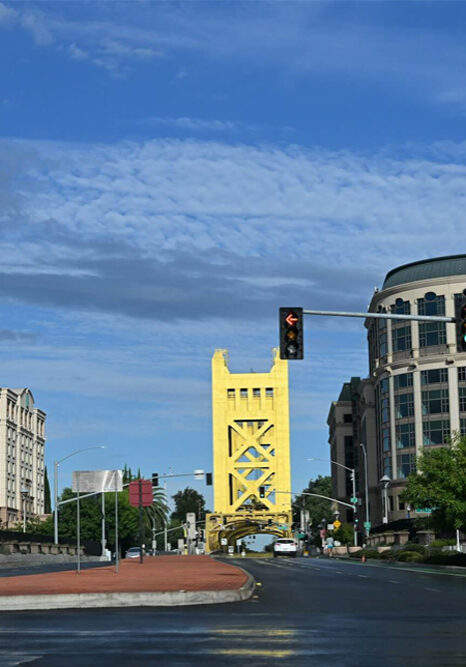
top-left (129, 479), bottom-right (153, 507)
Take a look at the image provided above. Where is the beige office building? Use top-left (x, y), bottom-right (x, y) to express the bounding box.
top-left (328, 255), bottom-right (466, 527)
top-left (0, 388), bottom-right (46, 527)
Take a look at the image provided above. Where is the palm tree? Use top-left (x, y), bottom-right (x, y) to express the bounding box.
top-left (145, 486), bottom-right (169, 552)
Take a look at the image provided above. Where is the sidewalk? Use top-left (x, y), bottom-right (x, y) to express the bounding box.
top-left (0, 555), bottom-right (255, 611)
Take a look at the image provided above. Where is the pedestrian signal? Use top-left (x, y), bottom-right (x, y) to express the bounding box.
top-left (279, 307), bottom-right (304, 360)
top-left (152, 473), bottom-right (159, 487)
top-left (455, 290), bottom-right (466, 352)
top-left (259, 486), bottom-right (265, 498)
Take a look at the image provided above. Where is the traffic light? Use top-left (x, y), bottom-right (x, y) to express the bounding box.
top-left (259, 486), bottom-right (265, 498)
top-left (206, 472), bottom-right (212, 486)
top-left (279, 307), bottom-right (304, 360)
top-left (152, 473), bottom-right (159, 487)
top-left (455, 290), bottom-right (466, 352)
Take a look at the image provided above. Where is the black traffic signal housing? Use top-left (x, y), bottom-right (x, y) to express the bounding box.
top-left (279, 307), bottom-right (304, 360)
top-left (259, 486), bottom-right (266, 499)
top-left (455, 290), bottom-right (466, 352)
top-left (152, 473), bottom-right (159, 487)
top-left (206, 472), bottom-right (212, 486)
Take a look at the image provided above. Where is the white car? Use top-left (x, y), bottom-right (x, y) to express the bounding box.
top-left (273, 538), bottom-right (298, 558)
top-left (125, 546), bottom-right (143, 559)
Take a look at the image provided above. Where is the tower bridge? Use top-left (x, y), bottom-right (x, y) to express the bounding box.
top-left (205, 348), bottom-right (292, 553)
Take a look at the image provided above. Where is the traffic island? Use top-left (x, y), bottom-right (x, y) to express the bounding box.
top-left (0, 555), bottom-right (255, 610)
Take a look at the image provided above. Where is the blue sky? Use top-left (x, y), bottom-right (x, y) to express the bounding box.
top-left (1, 1), bottom-right (466, 508)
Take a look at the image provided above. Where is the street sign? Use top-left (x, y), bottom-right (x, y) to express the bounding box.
top-left (72, 469), bottom-right (123, 493)
top-left (221, 538), bottom-right (228, 546)
top-left (327, 523), bottom-right (334, 531)
top-left (415, 508), bottom-right (434, 514)
top-left (363, 521), bottom-right (372, 530)
top-left (129, 479), bottom-right (153, 507)
top-left (333, 520), bottom-right (341, 530)
top-left (350, 497), bottom-right (358, 504)
top-left (228, 546), bottom-right (234, 554)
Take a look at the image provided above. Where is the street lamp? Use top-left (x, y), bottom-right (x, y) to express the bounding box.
top-left (54, 446), bottom-right (106, 544)
top-left (380, 474), bottom-right (391, 524)
top-left (21, 485), bottom-right (29, 533)
top-left (308, 457), bottom-right (358, 546)
top-left (359, 443), bottom-right (370, 539)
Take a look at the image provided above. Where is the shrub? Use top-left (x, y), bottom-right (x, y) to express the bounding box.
top-left (400, 543), bottom-right (426, 555)
top-left (430, 538), bottom-right (456, 548)
top-left (424, 552), bottom-right (466, 567)
top-left (349, 548), bottom-right (380, 559)
top-left (397, 551), bottom-right (424, 563)
top-left (379, 550), bottom-right (395, 560)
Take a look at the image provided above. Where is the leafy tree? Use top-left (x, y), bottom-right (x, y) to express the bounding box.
top-left (403, 433), bottom-right (466, 532)
top-left (171, 487), bottom-right (207, 522)
top-left (293, 476), bottom-right (334, 528)
top-left (44, 466), bottom-right (51, 514)
top-left (333, 522), bottom-right (354, 545)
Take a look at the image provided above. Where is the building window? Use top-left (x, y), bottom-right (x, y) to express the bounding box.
top-left (459, 387), bottom-right (466, 412)
top-left (418, 293), bottom-right (446, 348)
top-left (394, 373), bottom-right (413, 390)
top-left (343, 413), bottom-right (352, 423)
top-left (227, 389), bottom-right (235, 399)
top-left (265, 387), bottom-right (273, 397)
top-left (383, 457), bottom-right (391, 477)
top-left (459, 367), bottom-right (466, 382)
top-left (396, 422), bottom-right (415, 449)
top-left (392, 326), bottom-right (412, 352)
top-left (397, 453), bottom-right (416, 479)
top-left (461, 418), bottom-right (466, 435)
top-left (240, 388), bottom-right (248, 398)
top-left (381, 397), bottom-right (390, 423)
top-left (421, 368), bottom-right (448, 385)
top-left (423, 419), bottom-right (450, 446)
top-left (253, 388), bottom-right (260, 398)
top-left (382, 428), bottom-right (390, 452)
top-left (395, 393), bottom-right (414, 419)
top-left (422, 389), bottom-right (449, 415)
top-left (380, 377), bottom-right (389, 394)
top-left (391, 298), bottom-right (411, 315)
top-left (379, 331), bottom-right (387, 358)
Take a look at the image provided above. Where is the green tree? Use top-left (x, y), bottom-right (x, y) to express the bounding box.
top-left (293, 476), bottom-right (335, 546)
top-left (403, 433), bottom-right (466, 532)
top-left (171, 487), bottom-right (207, 522)
top-left (333, 522), bottom-right (354, 545)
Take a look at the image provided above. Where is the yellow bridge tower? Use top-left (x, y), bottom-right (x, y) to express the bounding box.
top-left (205, 348), bottom-right (292, 553)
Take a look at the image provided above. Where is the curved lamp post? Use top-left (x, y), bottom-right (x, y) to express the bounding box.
top-left (54, 446), bottom-right (106, 544)
top-left (308, 457), bottom-right (358, 546)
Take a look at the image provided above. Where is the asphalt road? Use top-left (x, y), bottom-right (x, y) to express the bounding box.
top-left (0, 556), bottom-right (465, 666)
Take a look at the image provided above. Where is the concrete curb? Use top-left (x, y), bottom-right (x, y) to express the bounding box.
top-left (0, 569), bottom-right (256, 611)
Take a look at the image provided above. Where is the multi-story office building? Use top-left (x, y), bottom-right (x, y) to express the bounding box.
top-left (328, 255), bottom-right (466, 527)
top-left (0, 388), bottom-right (46, 527)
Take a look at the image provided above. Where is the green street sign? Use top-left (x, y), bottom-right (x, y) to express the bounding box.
top-left (350, 497), bottom-right (358, 504)
top-left (415, 508), bottom-right (434, 514)
top-left (297, 532), bottom-right (306, 539)
top-left (363, 521), bottom-right (371, 530)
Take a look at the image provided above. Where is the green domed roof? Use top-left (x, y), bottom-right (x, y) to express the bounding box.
top-left (383, 255), bottom-right (466, 290)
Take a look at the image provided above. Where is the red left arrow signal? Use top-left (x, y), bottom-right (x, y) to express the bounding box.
top-left (285, 313), bottom-right (298, 326)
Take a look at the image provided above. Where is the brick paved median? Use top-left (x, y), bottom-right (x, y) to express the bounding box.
top-left (0, 555), bottom-right (248, 597)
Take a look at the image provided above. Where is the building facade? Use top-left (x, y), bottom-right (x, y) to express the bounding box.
top-left (0, 388), bottom-right (46, 527)
top-left (328, 255), bottom-right (466, 527)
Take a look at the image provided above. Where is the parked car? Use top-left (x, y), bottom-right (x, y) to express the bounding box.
top-left (273, 538), bottom-right (298, 558)
top-left (125, 546), bottom-right (144, 559)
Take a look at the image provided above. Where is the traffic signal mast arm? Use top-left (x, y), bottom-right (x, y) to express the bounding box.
top-left (302, 309), bottom-right (454, 323)
top-left (274, 490), bottom-right (355, 510)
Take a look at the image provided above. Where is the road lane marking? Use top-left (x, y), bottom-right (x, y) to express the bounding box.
top-left (357, 574), bottom-right (368, 578)
top-left (424, 587), bottom-right (441, 593)
top-left (388, 580), bottom-right (400, 584)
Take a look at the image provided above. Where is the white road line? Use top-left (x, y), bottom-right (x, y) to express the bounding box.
top-left (357, 574), bottom-right (368, 578)
top-left (388, 580), bottom-right (400, 584)
top-left (424, 587), bottom-right (441, 593)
